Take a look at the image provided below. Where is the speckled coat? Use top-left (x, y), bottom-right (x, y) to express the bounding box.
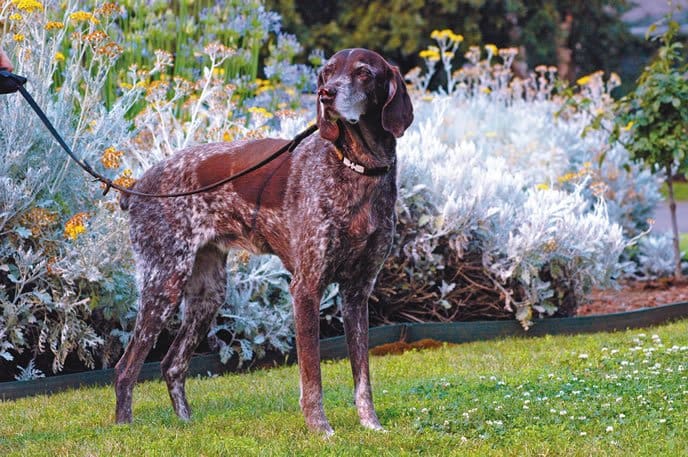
top-left (114, 48), bottom-right (414, 435)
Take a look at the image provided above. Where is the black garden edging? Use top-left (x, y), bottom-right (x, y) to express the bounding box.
top-left (3, 301), bottom-right (688, 401)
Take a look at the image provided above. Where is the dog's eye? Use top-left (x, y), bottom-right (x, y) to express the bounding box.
top-left (320, 66), bottom-right (334, 80)
top-left (356, 68), bottom-right (372, 81)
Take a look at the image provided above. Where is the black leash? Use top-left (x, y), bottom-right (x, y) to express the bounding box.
top-left (0, 68), bottom-right (318, 198)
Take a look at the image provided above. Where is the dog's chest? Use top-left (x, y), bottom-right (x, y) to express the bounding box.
top-left (336, 181), bottom-right (396, 247)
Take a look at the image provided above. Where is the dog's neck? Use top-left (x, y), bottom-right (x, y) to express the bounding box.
top-left (335, 115), bottom-right (396, 171)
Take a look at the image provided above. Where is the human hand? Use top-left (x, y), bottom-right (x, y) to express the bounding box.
top-left (0, 48), bottom-right (14, 72)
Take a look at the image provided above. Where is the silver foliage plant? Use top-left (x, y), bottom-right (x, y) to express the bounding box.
top-left (397, 99), bottom-right (628, 326)
top-left (0, 0), bottom-right (141, 375)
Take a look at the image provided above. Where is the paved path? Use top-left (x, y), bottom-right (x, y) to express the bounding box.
top-left (652, 202), bottom-right (688, 233)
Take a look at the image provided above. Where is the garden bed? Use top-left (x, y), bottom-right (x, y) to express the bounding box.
top-left (3, 299), bottom-right (688, 401)
top-left (580, 278), bottom-right (688, 315)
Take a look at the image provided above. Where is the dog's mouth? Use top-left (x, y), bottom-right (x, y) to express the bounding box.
top-left (321, 100), bottom-right (361, 125)
top-left (321, 102), bottom-right (340, 122)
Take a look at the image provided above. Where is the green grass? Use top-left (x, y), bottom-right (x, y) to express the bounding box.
top-left (681, 233), bottom-right (688, 256)
top-left (661, 181), bottom-right (688, 202)
top-left (3, 321), bottom-right (688, 456)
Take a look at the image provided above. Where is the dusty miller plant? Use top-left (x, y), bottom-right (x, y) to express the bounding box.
top-left (385, 32), bottom-right (665, 327)
top-left (0, 0), bottom-right (142, 373)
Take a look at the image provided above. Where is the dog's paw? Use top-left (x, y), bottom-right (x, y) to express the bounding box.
top-left (305, 414), bottom-right (334, 437)
top-left (308, 422), bottom-right (335, 438)
top-left (361, 419), bottom-right (386, 432)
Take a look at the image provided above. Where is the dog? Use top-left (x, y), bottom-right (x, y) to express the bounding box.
top-left (115, 48), bottom-right (413, 435)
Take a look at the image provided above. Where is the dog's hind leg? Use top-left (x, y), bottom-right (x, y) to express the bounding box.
top-left (114, 262), bottom-right (189, 424)
top-left (161, 244), bottom-right (227, 421)
top-left (340, 278), bottom-right (384, 431)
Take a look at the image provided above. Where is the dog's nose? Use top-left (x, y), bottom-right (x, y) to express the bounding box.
top-left (318, 86), bottom-right (336, 104)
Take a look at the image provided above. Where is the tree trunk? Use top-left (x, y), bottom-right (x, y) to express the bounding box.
top-left (666, 165), bottom-right (683, 279)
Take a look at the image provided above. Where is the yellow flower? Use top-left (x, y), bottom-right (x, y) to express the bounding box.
top-left (64, 212), bottom-right (88, 240)
top-left (101, 146), bottom-right (124, 169)
top-left (70, 11), bottom-right (100, 24)
top-left (480, 87), bottom-right (492, 94)
top-left (248, 106), bottom-right (273, 119)
top-left (54, 52), bottom-right (65, 62)
top-left (431, 29), bottom-right (463, 43)
top-left (222, 131), bottom-right (234, 142)
top-left (557, 172), bottom-right (579, 183)
top-left (9, 13), bottom-right (23, 21)
top-left (11, 0), bottom-right (43, 13)
top-left (622, 120), bottom-right (634, 131)
top-left (536, 183), bottom-right (550, 191)
top-left (45, 21), bottom-right (64, 30)
top-left (450, 32), bottom-right (464, 43)
top-left (113, 169), bottom-right (136, 189)
top-left (13, 33), bottom-right (25, 42)
top-left (485, 44), bottom-right (498, 55)
top-left (576, 75), bottom-right (592, 86)
top-left (419, 47), bottom-right (441, 62)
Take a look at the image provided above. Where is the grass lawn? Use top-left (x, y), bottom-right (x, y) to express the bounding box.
top-left (681, 233), bottom-right (688, 256)
top-left (2, 321), bottom-right (688, 456)
top-left (661, 181), bottom-right (688, 202)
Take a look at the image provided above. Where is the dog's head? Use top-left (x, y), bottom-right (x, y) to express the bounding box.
top-left (316, 48), bottom-right (414, 142)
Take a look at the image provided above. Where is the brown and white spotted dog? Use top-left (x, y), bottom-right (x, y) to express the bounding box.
top-left (115, 48), bottom-right (413, 435)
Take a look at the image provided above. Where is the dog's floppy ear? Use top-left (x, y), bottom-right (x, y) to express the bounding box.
top-left (316, 70), bottom-right (340, 142)
top-left (382, 66), bottom-right (414, 138)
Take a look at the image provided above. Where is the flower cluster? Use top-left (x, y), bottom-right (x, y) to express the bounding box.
top-left (11, 0), bottom-right (43, 13)
top-left (69, 11), bottom-right (99, 24)
top-left (112, 169), bottom-right (136, 189)
top-left (101, 147), bottom-right (124, 169)
top-left (64, 212), bottom-right (89, 240)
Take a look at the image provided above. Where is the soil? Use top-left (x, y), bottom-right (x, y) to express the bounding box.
top-left (578, 277), bottom-right (688, 315)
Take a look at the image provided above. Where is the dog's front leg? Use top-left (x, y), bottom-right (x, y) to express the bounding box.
top-left (342, 285), bottom-right (384, 431)
top-left (291, 278), bottom-right (334, 436)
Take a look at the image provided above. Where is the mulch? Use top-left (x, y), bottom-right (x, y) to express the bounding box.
top-left (579, 277), bottom-right (688, 315)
